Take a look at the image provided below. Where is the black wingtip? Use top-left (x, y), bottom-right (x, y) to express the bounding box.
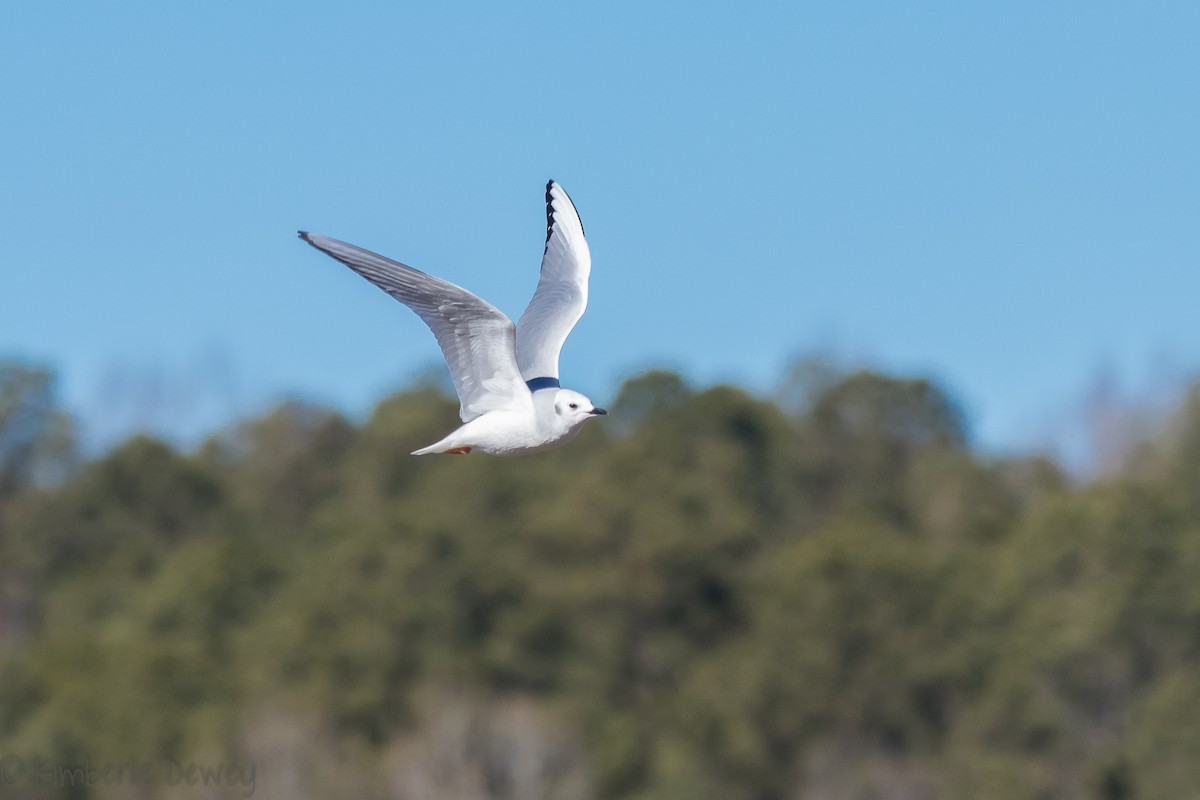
top-left (544, 180), bottom-right (556, 249)
top-left (542, 180), bottom-right (585, 250)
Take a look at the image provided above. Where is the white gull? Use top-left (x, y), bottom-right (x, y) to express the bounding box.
top-left (299, 180), bottom-right (606, 456)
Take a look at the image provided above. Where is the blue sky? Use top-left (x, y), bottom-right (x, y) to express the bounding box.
top-left (3, 2), bottom-right (1198, 454)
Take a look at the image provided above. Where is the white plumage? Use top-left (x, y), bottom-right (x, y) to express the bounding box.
top-left (299, 180), bottom-right (606, 456)
top-left (517, 183), bottom-right (591, 381)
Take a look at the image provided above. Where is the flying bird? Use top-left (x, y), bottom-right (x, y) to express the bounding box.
top-left (299, 180), bottom-right (606, 456)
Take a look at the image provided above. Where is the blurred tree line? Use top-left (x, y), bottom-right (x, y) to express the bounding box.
top-left (2, 358), bottom-right (1200, 799)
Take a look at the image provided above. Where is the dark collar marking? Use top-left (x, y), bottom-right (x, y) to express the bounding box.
top-left (526, 376), bottom-right (561, 392)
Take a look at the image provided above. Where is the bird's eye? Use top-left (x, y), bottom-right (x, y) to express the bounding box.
top-left (569, 402), bottom-right (578, 410)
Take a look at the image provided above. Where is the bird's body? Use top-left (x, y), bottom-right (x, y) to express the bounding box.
top-left (300, 181), bottom-right (606, 456)
top-left (411, 390), bottom-right (589, 456)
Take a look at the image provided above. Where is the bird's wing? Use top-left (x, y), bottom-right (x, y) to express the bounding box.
top-left (515, 180), bottom-right (591, 381)
top-left (300, 232), bottom-right (530, 422)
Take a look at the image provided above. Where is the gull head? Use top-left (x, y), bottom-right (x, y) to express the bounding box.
top-left (553, 389), bottom-right (608, 425)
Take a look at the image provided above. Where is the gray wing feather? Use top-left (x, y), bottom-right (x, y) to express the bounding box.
top-left (300, 232), bottom-right (529, 422)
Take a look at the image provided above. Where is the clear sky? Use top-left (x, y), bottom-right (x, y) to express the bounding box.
top-left (4, 2), bottom-right (1198, 454)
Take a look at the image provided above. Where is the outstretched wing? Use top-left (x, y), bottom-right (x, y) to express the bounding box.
top-left (515, 180), bottom-right (591, 381)
top-left (300, 232), bottom-right (530, 422)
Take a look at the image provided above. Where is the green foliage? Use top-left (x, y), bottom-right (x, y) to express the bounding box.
top-left (3, 365), bottom-right (1200, 799)
top-left (0, 362), bottom-right (76, 497)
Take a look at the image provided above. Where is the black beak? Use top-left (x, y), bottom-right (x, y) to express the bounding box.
top-left (590, 407), bottom-right (608, 416)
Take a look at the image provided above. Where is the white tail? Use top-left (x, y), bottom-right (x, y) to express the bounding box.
top-left (411, 433), bottom-right (471, 456)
